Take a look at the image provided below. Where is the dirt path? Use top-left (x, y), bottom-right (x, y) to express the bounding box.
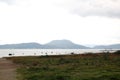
top-left (0, 58), bottom-right (17, 80)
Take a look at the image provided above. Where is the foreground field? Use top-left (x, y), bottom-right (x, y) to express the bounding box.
top-left (7, 52), bottom-right (120, 80)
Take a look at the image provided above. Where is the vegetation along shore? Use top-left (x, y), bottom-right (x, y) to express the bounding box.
top-left (4, 50), bottom-right (120, 80)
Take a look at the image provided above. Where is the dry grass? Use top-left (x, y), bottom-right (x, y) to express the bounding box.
top-left (7, 52), bottom-right (120, 80)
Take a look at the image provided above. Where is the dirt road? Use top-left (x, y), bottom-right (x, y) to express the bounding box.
top-left (0, 58), bottom-right (17, 80)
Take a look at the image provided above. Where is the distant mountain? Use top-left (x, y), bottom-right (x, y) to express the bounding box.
top-left (0, 42), bottom-right (42, 49)
top-left (93, 44), bottom-right (120, 49)
top-left (0, 40), bottom-right (89, 49)
top-left (0, 40), bottom-right (119, 49)
top-left (44, 40), bottom-right (89, 49)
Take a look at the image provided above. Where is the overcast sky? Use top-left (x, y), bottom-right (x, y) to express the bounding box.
top-left (0, 0), bottom-right (120, 46)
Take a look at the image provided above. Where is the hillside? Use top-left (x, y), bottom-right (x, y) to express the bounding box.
top-left (94, 44), bottom-right (120, 49)
top-left (44, 40), bottom-right (89, 49)
top-left (0, 42), bottom-right (42, 49)
top-left (0, 40), bottom-right (120, 49)
top-left (0, 40), bottom-right (89, 49)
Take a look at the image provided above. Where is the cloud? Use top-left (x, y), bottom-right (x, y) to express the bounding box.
top-left (0, 0), bottom-right (15, 4)
top-left (0, 0), bottom-right (120, 45)
top-left (55, 0), bottom-right (120, 18)
top-left (1, 0), bottom-right (120, 18)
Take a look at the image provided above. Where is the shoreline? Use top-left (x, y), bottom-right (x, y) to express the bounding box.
top-left (0, 49), bottom-right (119, 58)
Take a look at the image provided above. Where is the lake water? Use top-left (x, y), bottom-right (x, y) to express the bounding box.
top-left (0, 49), bottom-right (119, 58)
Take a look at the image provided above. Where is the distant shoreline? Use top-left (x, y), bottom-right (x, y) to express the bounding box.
top-left (0, 49), bottom-right (119, 58)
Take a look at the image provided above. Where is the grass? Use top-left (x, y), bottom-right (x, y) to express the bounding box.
top-left (6, 52), bottom-right (120, 80)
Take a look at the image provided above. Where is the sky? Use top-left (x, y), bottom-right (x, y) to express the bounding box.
top-left (0, 0), bottom-right (120, 46)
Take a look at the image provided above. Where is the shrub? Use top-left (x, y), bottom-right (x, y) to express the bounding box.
top-left (114, 50), bottom-right (120, 54)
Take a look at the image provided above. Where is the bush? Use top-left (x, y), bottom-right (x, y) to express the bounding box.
top-left (114, 50), bottom-right (120, 54)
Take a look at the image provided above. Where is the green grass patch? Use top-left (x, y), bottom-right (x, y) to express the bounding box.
top-left (6, 53), bottom-right (120, 80)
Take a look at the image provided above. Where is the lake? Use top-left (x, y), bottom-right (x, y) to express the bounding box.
top-left (0, 49), bottom-right (119, 58)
